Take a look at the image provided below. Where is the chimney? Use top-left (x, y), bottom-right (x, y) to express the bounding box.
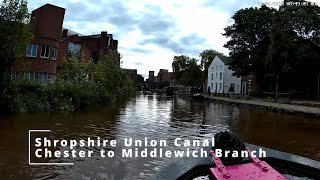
top-left (101, 31), bottom-right (108, 37)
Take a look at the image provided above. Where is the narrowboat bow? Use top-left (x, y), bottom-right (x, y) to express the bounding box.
top-left (150, 137), bottom-right (320, 180)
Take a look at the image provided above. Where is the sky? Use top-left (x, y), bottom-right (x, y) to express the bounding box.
top-left (27, 0), bottom-right (320, 78)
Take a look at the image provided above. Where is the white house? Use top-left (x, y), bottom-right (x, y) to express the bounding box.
top-left (207, 55), bottom-right (241, 94)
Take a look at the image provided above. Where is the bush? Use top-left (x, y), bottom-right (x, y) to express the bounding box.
top-left (4, 51), bottom-right (136, 112)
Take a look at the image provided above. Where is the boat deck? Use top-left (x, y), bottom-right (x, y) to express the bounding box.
top-left (150, 143), bottom-right (320, 180)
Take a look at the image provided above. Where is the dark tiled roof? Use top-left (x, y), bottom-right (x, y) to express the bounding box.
top-left (217, 54), bottom-right (232, 65)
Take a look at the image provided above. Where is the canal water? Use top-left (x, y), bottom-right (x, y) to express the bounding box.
top-left (0, 94), bottom-right (320, 179)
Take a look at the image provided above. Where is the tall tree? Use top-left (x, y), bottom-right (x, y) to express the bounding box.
top-left (199, 49), bottom-right (222, 81)
top-left (268, 0), bottom-right (320, 99)
top-left (0, 0), bottom-right (32, 110)
top-left (172, 55), bottom-right (202, 86)
top-left (268, 1), bottom-right (320, 73)
top-left (223, 5), bottom-right (276, 92)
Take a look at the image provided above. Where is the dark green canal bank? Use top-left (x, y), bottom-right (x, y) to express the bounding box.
top-left (0, 94), bottom-right (319, 179)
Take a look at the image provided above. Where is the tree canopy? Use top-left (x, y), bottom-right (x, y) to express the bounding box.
top-left (268, 2), bottom-right (320, 74)
top-left (223, 0), bottom-right (320, 95)
top-left (223, 5), bottom-right (275, 77)
top-left (0, 0), bottom-right (32, 111)
top-left (172, 55), bottom-right (202, 86)
top-left (199, 49), bottom-right (222, 80)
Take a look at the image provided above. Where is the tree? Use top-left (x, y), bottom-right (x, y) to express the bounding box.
top-left (199, 49), bottom-right (222, 81)
top-left (268, 1), bottom-right (320, 73)
top-left (268, 0), bottom-right (320, 100)
top-left (0, 0), bottom-right (32, 110)
top-left (137, 74), bottom-right (144, 82)
top-left (172, 55), bottom-right (202, 86)
top-left (223, 5), bottom-right (276, 93)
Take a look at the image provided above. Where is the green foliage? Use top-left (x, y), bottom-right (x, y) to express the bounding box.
top-left (5, 51), bottom-right (135, 112)
top-left (223, 1), bottom-right (320, 96)
top-left (0, 0), bottom-right (32, 111)
top-left (223, 5), bottom-right (275, 77)
top-left (199, 49), bottom-right (222, 80)
top-left (268, 2), bottom-right (320, 73)
top-left (172, 55), bottom-right (202, 86)
top-left (6, 79), bottom-right (50, 112)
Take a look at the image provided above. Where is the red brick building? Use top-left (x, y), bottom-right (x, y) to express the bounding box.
top-left (147, 71), bottom-right (156, 82)
top-left (12, 3), bottom-right (119, 82)
top-left (57, 30), bottom-right (92, 75)
top-left (157, 69), bottom-right (173, 84)
top-left (13, 4), bottom-right (66, 82)
top-left (124, 69), bottom-right (137, 82)
top-left (241, 74), bottom-right (262, 96)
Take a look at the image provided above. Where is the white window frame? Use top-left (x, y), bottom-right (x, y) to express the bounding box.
top-left (40, 45), bottom-right (50, 59)
top-left (108, 37), bottom-right (111, 46)
top-left (26, 44), bottom-right (38, 57)
top-left (51, 48), bottom-right (58, 60)
top-left (29, 72), bottom-right (35, 80)
top-left (40, 72), bottom-right (48, 83)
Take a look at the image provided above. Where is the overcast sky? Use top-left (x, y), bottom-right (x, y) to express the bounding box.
top-left (28, 0), bottom-right (319, 77)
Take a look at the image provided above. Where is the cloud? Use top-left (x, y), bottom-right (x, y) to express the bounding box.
top-left (132, 62), bottom-right (144, 66)
top-left (28, 0), bottom-right (267, 76)
top-left (138, 33), bottom-right (205, 56)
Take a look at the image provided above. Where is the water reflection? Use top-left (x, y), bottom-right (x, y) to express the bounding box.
top-left (0, 94), bottom-right (319, 179)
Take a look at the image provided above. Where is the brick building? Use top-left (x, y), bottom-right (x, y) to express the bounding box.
top-left (146, 71), bottom-right (156, 82)
top-left (124, 69), bottom-right (137, 82)
top-left (13, 4), bottom-right (66, 83)
top-left (12, 3), bottom-right (119, 82)
top-left (157, 69), bottom-right (173, 84)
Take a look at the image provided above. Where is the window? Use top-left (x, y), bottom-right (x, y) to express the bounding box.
top-left (35, 72), bottom-right (40, 81)
top-left (51, 48), bottom-right (58, 60)
top-left (26, 44), bottom-right (38, 57)
top-left (29, 72), bottom-right (35, 80)
top-left (40, 72), bottom-right (48, 83)
top-left (107, 37), bottom-right (112, 46)
top-left (216, 72), bottom-right (218, 78)
top-left (220, 72), bottom-right (222, 80)
top-left (219, 83), bottom-right (222, 90)
top-left (216, 66), bottom-right (218, 70)
top-left (211, 83), bottom-right (213, 90)
top-left (47, 74), bottom-right (56, 81)
top-left (48, 74), bottom-right (52, 82)
top-left (68, 42), bottom-right (81, 57)
top-left (220, 65), bottom-right (222, 70)
top-left (40, 45), bottom-right (50, 58)
top-left (211, 67), bottom-right (213, 70)
top-left (211, 73), bottom-right (213, 80)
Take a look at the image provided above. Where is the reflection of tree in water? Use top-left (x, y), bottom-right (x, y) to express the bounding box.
top-left (204, 101), bottom-right (241, 132)
top-left (168, 97), bottom-right (242, 143)
top-left (0, 103), bottom-right (126, 179)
